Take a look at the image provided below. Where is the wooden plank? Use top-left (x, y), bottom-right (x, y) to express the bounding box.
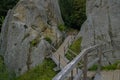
top-left (83, 54), bottom-right (88, 80)
top-left (97, 48), bottom-right (102, 73)
top-left (68, 48), bottom-right (78, 56)
top-left (51, 45), bottom-right (57, 51)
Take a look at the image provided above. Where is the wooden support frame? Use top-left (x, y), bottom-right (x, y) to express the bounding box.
top-left (52, 44), bottom-right (100, 80)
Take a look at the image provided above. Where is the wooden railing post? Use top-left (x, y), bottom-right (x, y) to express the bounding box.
top-left (71, 70), bottom-right (73, 80)
top-left (76, 65), bottom-right (79, 74)
top-left (64, 46), bottom-right (65, 55)
top-left (83, 54), bottom-right (88, 80)
top-left (59, 54), bottom-right (61, 69)
top-left (97, 47), bottom-right (102, 73)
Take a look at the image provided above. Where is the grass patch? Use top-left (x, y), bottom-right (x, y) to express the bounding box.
top-left (0, 55), bottom-right (9, 80)
top-left (30, 38), bottom-right (40, 47)
top-left (0, 55), bottom-right (16, 80)
top-left (65, 37), bottom-right (82, 61)
top-left (16, 58), bottom-right (57, 80)
top-left (58, 24), bottom-right (67, 31)
top-left (88, 65), bottom-right (98, 71)
top-left (69, 37), bottom-right (82, 54)
top-left (102, 61), bottom-right (120, 70)
top-left (89, 61), bottom-right (120, 71)
top-left (65, 51), bottom-right (76, 61)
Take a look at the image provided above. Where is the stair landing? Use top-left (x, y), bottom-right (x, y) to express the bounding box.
top-left (88, 70), bottom-right (120, 80)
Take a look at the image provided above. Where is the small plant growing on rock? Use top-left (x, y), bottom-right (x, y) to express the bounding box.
top-left (58, 24), bottom-right (66, 31)
top-left (44, 37), bottom-right (52, 44)
top-left (30, 39), bottom-right (39, 47)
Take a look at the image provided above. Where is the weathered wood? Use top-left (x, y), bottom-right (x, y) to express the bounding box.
top-left (52, 44), bottom-right (100, 80)
top-left (59, 55), bottom-right (61, 69)
top-left (73, 69), bottom-right (83, 80)
top-left (97, 47), bottom-right (102, 73)
top-left (101, 70), bottom-right (120, 80)
top-left (71, 70), bottom-right (73, 80)
top-left (68, 49), bottom-right (78, 56)
top-left (51, 36), bottom-right (74, 69)
top-left (51, 45), bottom-right (57, 51)
top-left (83, 54), bottom-right (88, 80)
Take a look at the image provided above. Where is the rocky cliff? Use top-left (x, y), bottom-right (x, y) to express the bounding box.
top-left (0, 0), bottom-right (63, 75)
top-left (79, 0), bottom-right (120, 65)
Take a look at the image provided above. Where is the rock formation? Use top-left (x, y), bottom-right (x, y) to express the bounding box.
top-left (79, 0), bottom-right (120, 65)
top-left (0, 0), bottom-right (63, 75)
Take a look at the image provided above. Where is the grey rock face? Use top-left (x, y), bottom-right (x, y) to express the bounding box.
top-left (0, 0), bottom-right (63, 75)
top-left (79, 0), bottom-right (120, 65)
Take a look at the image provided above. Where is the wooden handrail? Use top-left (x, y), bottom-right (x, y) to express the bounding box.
top-left (52, 44), bottom-right (100, 80)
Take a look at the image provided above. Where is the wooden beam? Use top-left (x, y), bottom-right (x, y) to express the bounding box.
top-left (83, 54), bottom-right (88, 80)
top-left (68, 48), bottom-right (78, 56)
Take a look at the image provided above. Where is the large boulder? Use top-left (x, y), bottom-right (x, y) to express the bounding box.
top-left (78, 0), bottom-right (120, 65)
top-left (0, 0), bottom-right (63, 75)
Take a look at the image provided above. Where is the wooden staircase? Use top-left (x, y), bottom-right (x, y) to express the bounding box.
top-left (88, 70), bottom-right (120, 80)
top-left (50, 35), bottom-right (81, 79)
top-left (51, 36), bottom-right (120, 80)
top-left (101, 70), bottom-right (120, 80)
top-left (50, 35), bottom-right (75, 68)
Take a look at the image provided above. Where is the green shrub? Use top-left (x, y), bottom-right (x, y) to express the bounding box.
top-left (58, 24), bottom-right (66, 31)
top-left (0, 0), bottom-right (19, 31)
top-left (0, 16), bottom-right (4, 27)
top-left (89, 61), bottom-right (120, 71)
top-left (59, 0), bottom-right (86, 30)
top-left (0, 56), bottom-right (4, 70)
top-left (65, 37), bottom-right (82, 61)
top-left (30, 39), bottom-right (39, 47)
top-left (88, 65), bottom-right (98, 71)
top-left (16, 58), bottom-right (57, 80)
top-left (0, 56), bottom-right (10, 80)
top-left (44, 37), bottom-right (52, 44)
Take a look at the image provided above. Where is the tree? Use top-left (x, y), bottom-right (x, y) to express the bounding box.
top-left (0, 0), bottom-right (19, 31)
top-left (59, 0), bottom-right (86, 30)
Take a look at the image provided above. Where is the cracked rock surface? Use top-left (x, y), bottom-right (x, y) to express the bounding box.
top-left (0, 0), bottom-right (63, 75)
top-left (78, 0), bottom-right (120, 65)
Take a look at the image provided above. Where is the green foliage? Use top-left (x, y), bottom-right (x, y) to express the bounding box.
top-left (0, 0), bottom-right (19, 31)
top-left (69, 37), bottom-right (82, 54)
top-left (89, 61), bottom-right (120, 71)
top-left (65, 37), bottom-right (82, 61)
top-left (88, 65), bottom-right (98, 71)
top-left (0, 0), bottom-right (19, 15)
top-left (59, 0), bottom-right (86, 30)
top-left (30, 39), bottom-right (39, 47)
top-left (65, 51), bottom-right (76, 61)
top-left (102, 61), bottom-right (120, 70)
top-left (0, 16), bottom-right (4, 27)
top-left (0, 56), bottom-right (8, 80)
top-left (58, 24), bottom-right (67, 31)
top-left (44, 37), bottom-right (52, 44)
top-left (16, 58), bottom-right (57, 80)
